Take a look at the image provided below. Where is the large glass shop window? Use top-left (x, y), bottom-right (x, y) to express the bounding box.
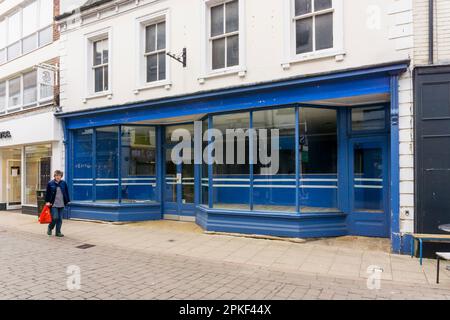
top-left (121, 127), bottom-right (157, 203)
top-left (212, 112), bottom-right (250, 210)
top-left (96, 127), bottom-right (119, 203)
top-left (299, 108), bottom-right (338, 212)
top-left (73, 129), bottom-right (94, 201)
top-left (253, 108), bottom-right (296, 212)
top-left (24, 144), bottom-right (52, 206)
top-left (202, 119), bottom-right (209, 206)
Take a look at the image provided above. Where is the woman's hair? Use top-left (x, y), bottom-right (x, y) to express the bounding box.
top-left (54, 170), bottom-right (64, 177)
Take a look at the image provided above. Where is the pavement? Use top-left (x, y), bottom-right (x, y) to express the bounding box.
top-left (0, 210), bottom-right (450, 300)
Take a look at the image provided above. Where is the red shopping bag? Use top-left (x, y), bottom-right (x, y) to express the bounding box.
top-left (38, 205), bottom-right (52, 224)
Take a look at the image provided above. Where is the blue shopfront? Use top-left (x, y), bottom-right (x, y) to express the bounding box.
top-left (58, 62), bottom-right (408, 252)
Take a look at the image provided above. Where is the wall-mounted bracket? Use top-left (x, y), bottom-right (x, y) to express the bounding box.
top-left (167, 48), bottom-right (187, 68)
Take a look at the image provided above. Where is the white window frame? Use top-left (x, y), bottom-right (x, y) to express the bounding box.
top-left (283, 0), bottom-right (344, 68)
top-left (0, 69), bottom-right (54, 115)
top-left (199, 0), bottom-right (246, 82)
top-left (0, 0), bottom-right (54, 66)
top-left (84, 28), bottom-right (112, 99)
top-left (135, 10), bottom-right (171, 92)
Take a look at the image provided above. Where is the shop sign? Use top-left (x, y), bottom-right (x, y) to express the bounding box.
top-left (0, 131), bottom-right (11, 139)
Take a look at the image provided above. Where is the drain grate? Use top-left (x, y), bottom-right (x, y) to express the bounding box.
top-left (76, 244), bottom-right (96, 250)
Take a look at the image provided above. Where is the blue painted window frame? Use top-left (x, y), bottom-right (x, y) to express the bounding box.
top-left (69, 124), bottom-right (159, 204)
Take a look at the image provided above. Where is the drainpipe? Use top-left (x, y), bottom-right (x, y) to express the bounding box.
top-left (429, 0), bottom-right (434, 65)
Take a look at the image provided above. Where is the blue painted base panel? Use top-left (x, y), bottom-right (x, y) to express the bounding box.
top-left (68, 203), bottom-right (162, 222)
top-left (197, 207), bottom-right (348, 239)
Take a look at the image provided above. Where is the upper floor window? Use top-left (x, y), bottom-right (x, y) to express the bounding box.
top-left (0, 0), bottom-right (53, 65)
top-left (145, 21), bottom-right (166, 83)
top-left (294, 0), bottom-right (333, 54)
top-left (0, 69), bottom-right (54, 114)
top-left (209, 0), bottom-right (239, 70)
top-left (93, 38), bottom-right (109, 93)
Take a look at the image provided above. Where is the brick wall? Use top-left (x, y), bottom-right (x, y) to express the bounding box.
top-left (414, 0), bottom-right (450, 65)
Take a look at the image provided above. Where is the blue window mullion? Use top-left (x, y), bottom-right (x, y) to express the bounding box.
top-left (156, 126), bottom-right (163, 204)
top-left (249, 111), bottom-right (254, 211)
top-left (92, 128), bottom-right (97, 202)
top-left (208, 116), bottom-right (213, 209)
top-left (295, 106), bottom-right (300, 214)
top-left (118, 125), bottom-right (122, 204)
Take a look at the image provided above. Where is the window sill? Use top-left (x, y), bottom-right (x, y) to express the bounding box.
top-left (198, 67), bottom-right (247, 84)
top-left (282, 50), bottom-right (346, 70)
top-left (133, 80), bottom-right (172, 94)
top-left (83, 91), bottom-right (113, 103)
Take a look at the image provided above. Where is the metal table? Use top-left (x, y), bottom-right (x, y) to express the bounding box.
top-left (438, 224), bottom-right (450, 271)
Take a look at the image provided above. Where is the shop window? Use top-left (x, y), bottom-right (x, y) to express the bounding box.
top-left (351, 106), bottom-right (386, 132)
top-left (212, 112), bottom-right (250, 210)
top-left (253, 108), bottom-right (296, 212)
top-left (145, 21), bottom-right (166, 83)
top-left (73, 129), bottom-right (94, 201)
top-left (299, 108), bottom-right (338, 212)
top-left (202, 119), bottom-right (209, 206)
top-left (24, 144), bottom-right (52, 206)
top-left (121, 126), bottom-right (157, 203)
top-left (209, 0), bottom-right (239, 70)
top-left (96, 127), bottom-right (119, 203)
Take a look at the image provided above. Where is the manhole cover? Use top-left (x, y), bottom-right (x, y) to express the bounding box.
top-left (76, 244), bottom-right (96, 250)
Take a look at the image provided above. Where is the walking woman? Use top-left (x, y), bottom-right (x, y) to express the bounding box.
top-left (45, 170), bottom-right (70, 237)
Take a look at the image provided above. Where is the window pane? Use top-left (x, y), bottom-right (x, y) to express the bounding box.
top-left (23, 33), bottom-right (38, 54)
top-left (39, 0), bottom-right (54, 28)
top-left (213, 112), bottom-right (250, 210)
top-left (315, 13), bottom-right (333, 50)
top-left (8, 11), bottom-right (21, 44)
top-left (226, 35), bottom-right (239, 67)
top-left (211, 4), bottom-right (224, 37)
top-left (38, 26), bottom-right (53, 47)
top-left (296, 18), bottom-right (313, 54)
top-left (157, 22), bottom-right (166, 50)
top-left (23, 71), bottom-right (37, 105)
top-left (158, 52), bottom-right (166, 80)
top-left (7, 42), bottom-right (21, 60)
top-left (202, 119), bottom-right (209, 206)
top-left (253, 108), bottom-right (296, 212)
top-left (354, 146), bottom-right (384, 212)
top-left (299, 108), bottom-right (338, 212)
top-left (23, 1), bottom-right (38, 37)
top-left (225, 0), bottom-right (239, 33)
top-left (212, 38), bottom-right (225, 70)
top-left (73, 129), bottom-right (93, 201)
top-left (96, 127), bottom-right (119, 203)
top-left (145, 24), bottom-right (156, 53)
top-left (295, 0), bottom-right (312, 16)
top-left (0, 82), bottom-right (5, 112)
top-left (146, 54), bottom-right (157, 82)
top-left (314, 0), bottom-right (332, 11)
top-left (93, 40), bottom-right (103, 66)
top-left (94, 67), bottom-right (104, 92)
top-left (0, 20), bottom-right (6, 49)
top-left (8, 77), bottom-right (21, 108)
top-left (121, 126), bottom-right (157, 203)
top-left (103, 66), bottom-right (109, 91)
top-left (102, 39), bottom-right (109, 63)
top-left (352, 106), bottom-right (386, 131)
top-left (25, 144), bottom-right (52, 206)
top-left (0, 49), bottom-right (5, 64)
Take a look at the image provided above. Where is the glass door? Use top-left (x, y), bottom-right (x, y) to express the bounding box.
top-left (349, 137), bottom-right (389, 237)
top-left (7, 159), bottom-right (21, 209)
top-left (163, 124), bottom-right (196, 219)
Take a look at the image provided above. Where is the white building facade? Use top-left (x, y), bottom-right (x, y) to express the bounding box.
top-left (55, 0), bottom-right (416, 252)
top-left (0, 0), bottom-right (63, 214)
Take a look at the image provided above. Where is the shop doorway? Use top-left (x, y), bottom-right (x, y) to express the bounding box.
top-left (163, 124), bottom-right (196, 220)
top-left (7, 159), bottom-right (21, 210)
top-left (348, 137), bottom-right (389, 237)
